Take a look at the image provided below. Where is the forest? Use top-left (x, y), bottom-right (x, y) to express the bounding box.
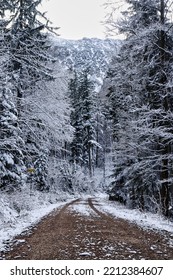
top-left (0, 0), bottom-right (173, 222)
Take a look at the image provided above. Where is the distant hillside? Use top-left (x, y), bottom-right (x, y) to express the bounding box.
top-left (50, 36), bottom-right (121, 91)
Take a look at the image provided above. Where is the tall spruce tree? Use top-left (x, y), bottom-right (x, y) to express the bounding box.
top-left (79, 70), bottom-right (96, 176)
top-left (0, 16), bottom-right (25, 190)
top-left (69, 71), bottom-right (83, 165)
top-left (0, 78), bottom-right (25, 190)
top-left (69, 70), bottom-right (99, 176)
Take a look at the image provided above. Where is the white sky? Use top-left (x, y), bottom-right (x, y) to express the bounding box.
top-left (41, 0), bottom-right (120, 39)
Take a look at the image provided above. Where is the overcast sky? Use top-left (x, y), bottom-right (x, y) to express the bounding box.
top-left (41, 0), bottom-right (122, 39)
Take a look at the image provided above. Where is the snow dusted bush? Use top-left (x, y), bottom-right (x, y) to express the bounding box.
top-left (47, 159), bottom-right (104, 195)
top-left (33, 153), bottom-right (49, 191)
top-left (0, 195), bottom-right (19, 224)
top-left (0, 185), bottom-right (69, 252)
top-left (48, 161), bottom-right (86, 193)
top-left (0, 183), bottom-right (67, 226)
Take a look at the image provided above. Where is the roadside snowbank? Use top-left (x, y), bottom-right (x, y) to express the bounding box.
top-left (0, 189), bottom-right (71, 252)
top-left (98, 194), bottom-right (173, 234)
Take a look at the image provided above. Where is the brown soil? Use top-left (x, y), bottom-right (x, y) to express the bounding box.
top-left (1, 198), bottom-right (173, 260)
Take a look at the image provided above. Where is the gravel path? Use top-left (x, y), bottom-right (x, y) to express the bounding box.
top-left (1, 198), bottom-right (173, 259)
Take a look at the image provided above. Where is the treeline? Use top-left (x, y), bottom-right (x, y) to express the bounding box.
top-left (69, 70), bottom-right (111, 176)
top-left (103, 0), bottom-right (173, 217)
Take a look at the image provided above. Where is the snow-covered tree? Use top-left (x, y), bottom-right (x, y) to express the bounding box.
top-left (69, 70), bottom-right (100, 176)
top-left (69, 71), bottom-right (83, 165)
top-left (0, 0), bottom-right (71, 188)
top-left (0, 81), bottom-right (25, 190)
top-left (24, 61), bottom-right (74, 189)
top-left (6, 0), bottom-right (56, 109)
top-left (79, 70), bottom-right (97, 176)
top-left (0, 16), bottom-right (25, 190)
top-left (104, 0), bottom-right (173, 216)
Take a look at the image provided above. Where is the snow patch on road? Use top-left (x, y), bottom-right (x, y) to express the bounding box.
top-left (69, 199), bottom-right (97, 216)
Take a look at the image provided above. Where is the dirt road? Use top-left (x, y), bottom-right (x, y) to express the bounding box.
top-left (1, 198), bottom-right (173, 259)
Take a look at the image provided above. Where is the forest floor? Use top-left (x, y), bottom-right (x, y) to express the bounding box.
top-left (1, 197), bottom-right (173, 260)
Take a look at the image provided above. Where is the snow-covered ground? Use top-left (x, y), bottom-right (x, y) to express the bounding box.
top-left (0, 189), bottom-right (73, 252)
top-left (97, 194), bottom-right (173, 235)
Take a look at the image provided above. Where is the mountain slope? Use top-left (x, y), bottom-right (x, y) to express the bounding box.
top-left (50, 36), bottom-right (121, 91)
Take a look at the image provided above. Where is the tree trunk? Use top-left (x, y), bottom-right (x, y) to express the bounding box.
top-left (159, 0), bottom-right (170, 216)
top-left (88, 143), bottom-right (92, 177)
top-left (160, 156), bottom-right (169, 216)
top-left (95, 113), bottom-right (99, 168)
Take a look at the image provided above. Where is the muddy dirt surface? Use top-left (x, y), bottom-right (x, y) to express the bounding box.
top-left (1, 198), bottom-right (173, 260)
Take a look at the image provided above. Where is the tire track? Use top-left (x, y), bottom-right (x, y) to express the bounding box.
top-left (88, 197), bottom-right (105, 216)
top-left (57, 198), bottom-right (81, 217)
top-left (88, 197), bottom-right (113, 220)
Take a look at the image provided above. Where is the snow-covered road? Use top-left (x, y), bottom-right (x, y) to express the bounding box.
top-left (1, 196), bottom-right (173, 260)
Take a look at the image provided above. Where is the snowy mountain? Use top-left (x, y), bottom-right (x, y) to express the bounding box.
top-left (50, 36), bottom-right (121, 91)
